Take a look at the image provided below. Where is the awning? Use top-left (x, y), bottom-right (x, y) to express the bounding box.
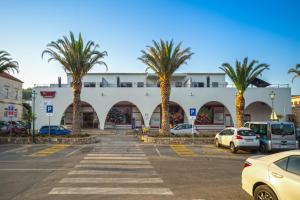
top-left (250, 77), bottom-right (270, 88)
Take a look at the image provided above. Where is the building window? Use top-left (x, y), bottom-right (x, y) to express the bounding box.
top-left (4, 108), bottom-right (8, 117)
top-left (14, 109), bottom-right (17, 117)
top-left (5, 88), bottom-right (9, 98)
top-left (206, 76), bottom-right (210, 88)
top-left (192, 82), bottom-right (204, 87)
top-left (212, 82), bottom-right (219, 88)
top-left (15, 90), bottom-right (18, 100)
top-left (175, 82), bottom-right (182, 87)
top-left (84, 82), bottom-right (96, 87)
top-left (137, 82), bottom-right (144, 87)
top-left (120, 82), bottom-right (132, 87)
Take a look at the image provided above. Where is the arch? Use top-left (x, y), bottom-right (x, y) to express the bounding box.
top-left (195, 101), bottom-right (234, 130)
top-left (245, 101), bottom-right (272, 122)
top-left (60, 101), bottom-right (100, 129)
top-left (104, 101), bottom-right (145, 129)
top-left (149, 101), bottom-right (188, 128)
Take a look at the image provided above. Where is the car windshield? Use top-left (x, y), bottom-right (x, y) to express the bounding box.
top-left (271, 124), bottom-right (294, 135)
top-left (237, 130), bottom-right (256, 136)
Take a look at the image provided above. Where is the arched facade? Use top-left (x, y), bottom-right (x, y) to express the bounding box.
top-left (104, 101), bottom-right (145, 129)
top-left (195, 101), bottom-right (234, 129)
top-left (149, 101), bottom-right (188, 128)
top-left (245, 101), bottom-right (272, 122)
top-left (61, 101), bottom-right (100, 129)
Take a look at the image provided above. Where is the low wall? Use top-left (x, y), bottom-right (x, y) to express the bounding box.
top-left (0, 136), bottom-right (98, 145)
top-left (142, 135), bottom-right (214, 145)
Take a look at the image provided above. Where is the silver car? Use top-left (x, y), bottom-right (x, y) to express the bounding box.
top-left (170, 123), bottom-right (199, 136)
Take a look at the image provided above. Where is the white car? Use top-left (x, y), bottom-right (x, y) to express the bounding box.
top-left (214, 127), bottom-right (260, 153)
top-left (170, 123), bottom-right (199, 136)
top-left (242, 150), bottom-right (300, 200)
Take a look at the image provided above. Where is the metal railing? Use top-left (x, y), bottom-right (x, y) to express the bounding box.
top-left (33, 82), bottom-right (290, 89)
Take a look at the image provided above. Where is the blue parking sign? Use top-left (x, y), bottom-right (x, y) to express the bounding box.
top-left (46, 105), bottom-right (53, 113)
top-left (190, 108), bottom-right (196, 116)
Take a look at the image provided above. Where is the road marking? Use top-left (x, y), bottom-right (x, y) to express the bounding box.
top-left (1, 145), bottom-right (32, 153)
top-left (75, 164), bottom-right (153, 169)
top-left (155, 144), bottom-right (162, 157)
top-left (80, 160), bottom-right (151, 164)
top-left (66, 145), bottom-right (87, 157)
top-left (0, 168), bottom-right (69, 171)
top-left (68, 170), bottom-right (158, 176)
top-left (84, 156), bottom-right (147, 160)
top-left (31, 144), bottom-right (70, 157)
top-left (60, 177), bottom-right (163, 183)
top-left (49, 187), bottom-right (173, 195)
top-left (170, 145), bottom-right (198, 157)
top-left (86, 153), bottom-right (145, 157)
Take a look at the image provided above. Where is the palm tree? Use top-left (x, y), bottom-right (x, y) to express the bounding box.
top-left (42, 32), bottom-right (107, 135)
top-left (139, 40), bottom-right (193, 136)
top-left (0, 50), bottom-right (19, 73)
top-left (220, 57), bottom-right (269, 127)
top-left (288, 64), bottom-right (300, 82)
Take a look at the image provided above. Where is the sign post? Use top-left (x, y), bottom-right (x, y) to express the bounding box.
top-left (8, 105), bottom-right (14, 139)
top-left (46, 105), bottom-right (53, 137)
top-left (189, 108), bottom-right (197, 145)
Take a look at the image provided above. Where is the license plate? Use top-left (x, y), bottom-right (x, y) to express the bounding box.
top-left (245, 139), bottom-right (253, 142)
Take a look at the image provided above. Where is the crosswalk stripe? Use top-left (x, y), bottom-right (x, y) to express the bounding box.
top-left (60, 177), bottom-right (163, 183)
top-left (84, 156), bottom-right (147, 160)
top-left (49, 187), bottom-right (173, 195)
top-left (86, 153), bottom-right (146, 157)
top-left (80, 160), bottom-right (151, 164)
top-left (68, 170), bottom-right (158, 175)
top-left (75, 164), bottom-right (153, 169)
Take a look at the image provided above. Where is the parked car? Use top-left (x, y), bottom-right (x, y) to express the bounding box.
top-left (170, 123), bottom-right (199, 136)
top-left (0, 121), bottom-right (9, 133)
top-left (242, 150), bottom-right (300, 200)
top-left (7, 121), bottom-right (27, 134)
top-left (244, 122), bottom-right (299, 153)
top-left (39, 125), bottom-right (71, 135)
top-left (215, 127), bottom-right (260, 153)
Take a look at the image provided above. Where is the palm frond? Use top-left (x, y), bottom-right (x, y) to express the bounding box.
top-left (0, 50), bottom-right (19, 73)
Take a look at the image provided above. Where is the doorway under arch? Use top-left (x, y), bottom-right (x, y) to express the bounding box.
top-left (104, 101), bottom-right (144, 129)
top-left (149, 101), bottom-right (188, 128)
top-left (60, 101), bottom-right (99, 129)
top-left (195, 101), bottom-right (233, 129)
top-left (245, 101), bottom-right (272, 122)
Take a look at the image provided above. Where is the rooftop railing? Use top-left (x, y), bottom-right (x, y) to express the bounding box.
top-left (33, 82), bottom-right (289, 89)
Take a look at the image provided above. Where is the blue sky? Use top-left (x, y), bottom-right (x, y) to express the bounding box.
top-left (0, 0), bottom-right (299, 94)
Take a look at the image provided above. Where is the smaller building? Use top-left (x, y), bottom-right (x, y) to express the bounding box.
top-left (291, 95), bottom-right (300, 128)
top-left (0, 72), bottom-right (23, 121)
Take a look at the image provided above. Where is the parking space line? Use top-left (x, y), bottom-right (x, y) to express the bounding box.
top-left (170, 145), bottom-right (198, 157)
top-left (31, 144), bottom-right (70, 157)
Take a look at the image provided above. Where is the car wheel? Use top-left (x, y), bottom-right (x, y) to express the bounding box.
top-left (259, 144), bottom-right (268, 153)
top-left (254, 185), bottom-right (278, 200)
top-left (230, 142), bottom-right (237, 153)
top-left (215, 139), bottom-right (220, 147)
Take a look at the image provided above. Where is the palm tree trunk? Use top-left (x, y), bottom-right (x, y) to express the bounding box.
top-left (160, 78), bottom-right (170, 136)
top-left (72, 80), bottom-right (82, 135)
top-left (236, 91), bottom-right (245, 128)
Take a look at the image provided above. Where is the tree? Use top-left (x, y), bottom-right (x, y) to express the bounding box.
top-left (0, 50), bottom-right (19, 73)
top-left (220, 57), bottom-right (269, 127)
top-left (288, 64), bottom-right (300, 82)
top-left (42, 32), bottom-right (107, 134)
top-left (22, 88), bottom-right (32, 100)
top-left (139, 40), bottom-right (193, 136)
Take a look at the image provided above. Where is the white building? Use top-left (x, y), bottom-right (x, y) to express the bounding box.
top-left (33, 72), bottom-right (291, 131)
top-left (0, 72), bottom-right (23, 121)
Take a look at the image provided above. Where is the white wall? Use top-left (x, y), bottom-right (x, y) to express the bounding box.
top-left (33, 84), bottom-right (291, 130)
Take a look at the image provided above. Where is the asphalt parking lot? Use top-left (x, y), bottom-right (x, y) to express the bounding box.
top-left (0, 134), bottom-right (255, 200)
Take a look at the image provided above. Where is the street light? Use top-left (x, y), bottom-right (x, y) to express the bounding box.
top-left (32, 90), bottom-right (37, 143)
top-left (269, 91), bottom-right (276, 121)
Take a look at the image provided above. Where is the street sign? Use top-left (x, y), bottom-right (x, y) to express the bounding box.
top-left (189, 108), bottom-right (197, 120)
top-left (46, 105), bottom-right (53, 116)
top-left (7, 105), bottom-right (14, 117)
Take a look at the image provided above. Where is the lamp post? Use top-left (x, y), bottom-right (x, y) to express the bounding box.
top-left (269, 91), bottom-right (276, 121)
top-left (32, 90), bottom-right (36, 143)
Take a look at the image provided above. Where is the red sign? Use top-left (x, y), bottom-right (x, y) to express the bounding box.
top-left (8, 111), bottom-right (14, 117)
top-left (40, 91), bottom-right (56, 98)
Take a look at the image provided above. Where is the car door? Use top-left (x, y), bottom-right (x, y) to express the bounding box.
top-left (269, 155), bottom-right (300, 200)
top-left (224, 129), bottom-right (234, 146)
top-left (217, 130), bottom-right (226, 145)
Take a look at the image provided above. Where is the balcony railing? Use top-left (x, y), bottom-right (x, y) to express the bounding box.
top-left (33, 82), bottom-right (289, 89)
